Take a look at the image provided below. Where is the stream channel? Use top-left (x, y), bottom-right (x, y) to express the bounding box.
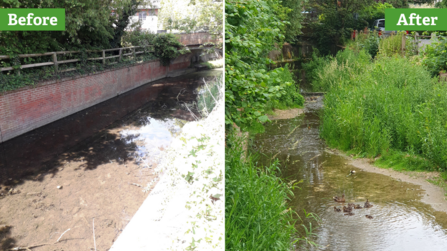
top-left (0, 68), bottom-right (222, 250)
top-left (252, 96), bottom-right (447, 251)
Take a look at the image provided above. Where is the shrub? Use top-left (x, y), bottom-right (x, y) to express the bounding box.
top-left (152, 34), bottom-right (187, 66)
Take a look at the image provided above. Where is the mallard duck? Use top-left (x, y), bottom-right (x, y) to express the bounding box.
top-left (354, 204), bottom-right (363, 209)
top-left (333, 194), bottom-right (345, 202)
top-left (364, 199), bottom-right (373, 208)
top-left (334, 206), bottom-right (341, 212)
top-left (344, 212), bottom-right (355, 216)
top-left (343, 205), bottom-right (352, 213)
top-left (365, 215), bottom-right (373, 219)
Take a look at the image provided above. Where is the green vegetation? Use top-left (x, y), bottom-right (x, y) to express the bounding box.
top-left (420, 36), bottom-right (447, 77)
top-left (306, 1), bottom-right (394, 55)
top-left (197, 74), bottom-right (223, 116)
top-left (306, 41), bottom-right (447, 174)
top-left (199, 59), bottom-right (224, 69)
top-left (225, 136), bottom-right (297, 250)
top-left (0, 32), bottom-right (187, 92)
top-left (225, 0), bottom-right (304, 132)
top-left (226, 135), bottom-right (319, 250)
top-left (225, 0), bottom-right (314, 249)
top-left (159, 0), bottom-right (223, 40)
top-left (0, 51), bottom-right (156, 92)
top-left (0, 0), bottom-right (221, 92)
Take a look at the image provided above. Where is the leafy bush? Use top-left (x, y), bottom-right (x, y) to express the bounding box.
top-left (225, 0), bottom-right (304, 132)
top-left (121, 30), bottom-right (156, 48)
top-left (152, 34), bottom-right (187, 66)
top-left (314, 48), bottom-right (447, 171)
top-left (347, 31), bottom-right (380, 58)
top-left (266, 65), bottom-right (305, 110)
top-left (420, 37), bottom-right (447, 77)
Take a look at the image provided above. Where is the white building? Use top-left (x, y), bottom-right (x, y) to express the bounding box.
top-left (128, 2), bottom-right (162, 33)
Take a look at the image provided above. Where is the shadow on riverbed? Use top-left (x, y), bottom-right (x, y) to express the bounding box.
top-left (252, 96), bottom-right (447, 250)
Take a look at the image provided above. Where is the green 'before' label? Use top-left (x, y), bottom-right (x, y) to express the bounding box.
top-left (385, 9), bottom-right (447, 31)
top-left (0, 9), bottom-right (65, 31)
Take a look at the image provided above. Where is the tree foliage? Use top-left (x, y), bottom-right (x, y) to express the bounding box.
top-left (281, 0), bottom-right (307, 43)
top-left (0, 0), bottom-right (152, 56)
top-left (306, 0), bottom-right (398, 55)
top-left (158, 0), bottom-right (223, 38)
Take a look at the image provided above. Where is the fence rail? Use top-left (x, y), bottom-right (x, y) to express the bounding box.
top-left (0, 45), bottom-right (153, 74)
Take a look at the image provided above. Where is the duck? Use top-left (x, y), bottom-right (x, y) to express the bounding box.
top-left (364, 199), bottom-right (373, 208)
top-left (334, 206), bottom-right (341, 212)
top-left (354, 204), bottom-right (363, 209)
top-left (348, 203), bottom-right (355, 208)
top-left (365, 215), bottom-right (373, 219)
top-left (344, 212), bottom-right (355, 216)
top-left (343, 205), bottom-right (352, 213)
top-left (333, 194), bottom-right (345, 202)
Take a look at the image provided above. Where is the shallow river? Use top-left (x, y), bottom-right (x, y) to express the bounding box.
top-left (252, 96), bottom-right (447, 251)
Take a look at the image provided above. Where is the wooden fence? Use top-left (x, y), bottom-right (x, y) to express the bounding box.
top-left (0, 45), bottom-right (153, 74)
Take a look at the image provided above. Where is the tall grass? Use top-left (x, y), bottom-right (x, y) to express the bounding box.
top-left (197, 75), bottom-right (223, 117)
top-left (313, 48), bottom-right (447, 171)
top-left (225, 134), bottom-right (298, 250)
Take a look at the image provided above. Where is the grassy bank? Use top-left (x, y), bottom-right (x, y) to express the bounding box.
top-left (306, 46), bottom-right (447, 183)
top-left (225, 133), bottom-right (297, 250)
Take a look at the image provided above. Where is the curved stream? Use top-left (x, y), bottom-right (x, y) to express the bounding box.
top-left (252, 96), bottom-right (447, 251)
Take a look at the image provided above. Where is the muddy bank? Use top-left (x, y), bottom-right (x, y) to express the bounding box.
top-left (0, 69), bottom-right (222, 251)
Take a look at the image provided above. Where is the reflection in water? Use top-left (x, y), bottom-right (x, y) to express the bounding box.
top-left (120, 118), bottom-right (183, 166)
top-left (253, 97), bottom-right (447, 250)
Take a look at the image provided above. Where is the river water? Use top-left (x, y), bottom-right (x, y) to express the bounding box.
top-left (252, 96), bottom-right (447, 251)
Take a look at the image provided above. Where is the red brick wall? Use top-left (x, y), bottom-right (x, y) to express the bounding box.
top-left (0, 55), bottom-right (191, 143)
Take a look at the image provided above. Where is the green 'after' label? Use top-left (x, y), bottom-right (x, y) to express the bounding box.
top-left (385, 9), bottom-right (447, 31)
top-left (0, 9), bottom-right (65, 31)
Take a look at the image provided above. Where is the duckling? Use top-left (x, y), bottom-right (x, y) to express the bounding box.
top-left (364, 199), bottom-right (373, 208)
top-left (343, 205), bottom-right (352, 213)
top-left (344, 212), bottom-right (355, 216)
top-left (348, 203), bottom-right (355, 208)
top-left (333, 194), bottom-right (345, 202)
top-left (334, 206), bottom-right (341, 212)
top-left (365, 215), bottom-right (373, 219)
top-left (354, 204), bottom-right (363, 209)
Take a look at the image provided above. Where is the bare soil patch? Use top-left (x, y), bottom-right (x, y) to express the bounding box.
top-left (0, 158), bottom-right (157, 251)
top-left (267, 108), bottom-right (303, 120)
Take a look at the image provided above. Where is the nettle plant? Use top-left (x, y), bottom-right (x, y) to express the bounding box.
top-left (225, 0), bottom-right (297, 132)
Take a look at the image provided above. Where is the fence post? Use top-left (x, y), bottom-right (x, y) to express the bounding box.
top-left (119, 48), bottom-right (122, 62)
top-left (52, 52), bottom-right (58, 73)
top-left (102, 50), bottom-right (105, 65)
top-left (132, 47), bottom-right (136, 60)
